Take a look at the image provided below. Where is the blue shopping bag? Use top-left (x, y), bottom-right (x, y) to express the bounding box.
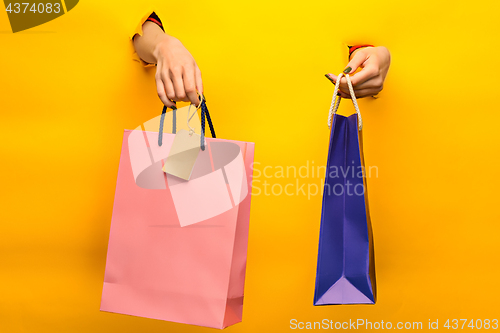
top-left (314, 73), bottom-right (376, 305)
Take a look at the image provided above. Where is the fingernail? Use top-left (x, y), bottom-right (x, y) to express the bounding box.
top-left (343, 66), bottom-right (352, 74)
top-left (324, 74), bottom-right (334, 83)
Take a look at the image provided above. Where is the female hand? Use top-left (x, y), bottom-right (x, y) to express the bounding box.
top-left (133, 21), bottom-right (203, 108)
top-left (153, 35), bottom-right (203, 107)
top-left (327, 46), bottom-right (391, 99)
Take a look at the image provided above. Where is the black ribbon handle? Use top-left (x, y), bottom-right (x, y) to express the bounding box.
top-left (158, 99), bottom-right (216, 151)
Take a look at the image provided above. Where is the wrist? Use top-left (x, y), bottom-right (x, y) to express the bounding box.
top-left (152, 34), bottom-right (174, 63)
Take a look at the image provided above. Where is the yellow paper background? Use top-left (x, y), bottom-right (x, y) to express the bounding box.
top-left (1, 0), bottom-right (499, 332)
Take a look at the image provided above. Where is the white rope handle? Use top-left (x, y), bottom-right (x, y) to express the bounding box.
top-left (327, 73), bottom-right (342, 127)
top-left (186, 104), bottom-right (197, 134)
top-left (186, 94), bottom-right (204, 134)
top-left (327, 73), bottom-right (363, 131)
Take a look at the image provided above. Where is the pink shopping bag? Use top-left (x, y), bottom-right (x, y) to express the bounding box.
top-left (100, 104), bottom-right (255, 329)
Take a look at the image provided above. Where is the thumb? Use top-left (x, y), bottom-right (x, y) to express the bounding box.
top-left (343, 49), bottom-right (369, 74)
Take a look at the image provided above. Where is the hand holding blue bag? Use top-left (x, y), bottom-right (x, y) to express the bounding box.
top-left (314, 73), bottom-right (377, 305)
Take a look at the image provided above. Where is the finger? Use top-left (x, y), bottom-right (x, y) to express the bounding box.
top-left (336, 64), bottom-right (377, 91)
top-left (350, 75), bottom-right (384, 90)
top-left (339, 85), bottom-right (381, 99)
top-left (348, 62), bottom-right (380, 86)
top-left (338, 86), bottom-right (349, 95)
top-left (332, 78), bottom-right (349, 98)
top-left (352, 87), bottom-right (382, 99)
top-left (326, 74), bottom-right (340, 92)
top-left (326, 73), bottom-right (337, 83)
top-left (170, 67), bottom-right (188, 102)
top-left (161, 71), bottom-right (176, 102)
top-left (156, 79), bottom-right (175, 107)
top-left (343, 48), bottom-right (370, 74)
top-left (338, 91), bottom-right (351, 99)
top-left (341, 88), bottom-right (381, 99)
top-left (330, 74), bottom-right (374, 98)
top-left (327, 74), bottom-right (349, 97)
top-left (156, 67), bottom-right (175, 108)
top-left (336, 77), bottom-right (352, 96)
top-left (337, 76), bottom-right (353, 91)
top-left (329, 73), bottom-right (355, 91)
top-left (183, 67), bottom-right (199, 106)
top-left (195, 66), bottom-right (203, 96)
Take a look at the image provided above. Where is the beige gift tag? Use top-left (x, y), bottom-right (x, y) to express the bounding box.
top-left (162, 99), bottom-right (205, 180)
top-left (162, 129), bottom-right (201, 180)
